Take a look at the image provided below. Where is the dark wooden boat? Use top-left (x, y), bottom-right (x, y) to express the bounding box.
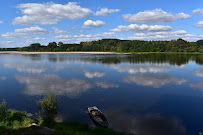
top-left (88, 106), bottom-right (109, 128)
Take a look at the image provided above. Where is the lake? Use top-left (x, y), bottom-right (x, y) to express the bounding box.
top-left (0, 53), bottom-right (203, 135)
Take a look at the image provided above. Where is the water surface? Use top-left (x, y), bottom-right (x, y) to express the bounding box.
top-left (0, 53), bottom-right (203, 135)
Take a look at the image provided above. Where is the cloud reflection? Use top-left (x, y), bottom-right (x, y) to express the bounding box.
top-left (0, 76), bottom-right (7, 80)
top-left (193, 68), bottom-right (203, 77)
top-left (123, 73), bottom-right (187, 88)
top-left (84, 70), bottom-right (106, 78)
top-left (4, 63), bottom-right (47, 74)
top-left (111, 63), bottom-right (170, 74)
top-left (15, 74), bottom-right (92, 98)
top-left (105, 108), bottom-right (186, 135)
top-left (95, 81), bottom-right (119, 89)
top-left (190, 82), bottom-right (203, 89)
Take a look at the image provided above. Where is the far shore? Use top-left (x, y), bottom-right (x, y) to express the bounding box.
top-left (0, 51), bottom-right (130, 54)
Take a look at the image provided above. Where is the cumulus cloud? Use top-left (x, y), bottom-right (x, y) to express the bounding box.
top-left (12, 2), bottom-right (92, 25)
top-left (122, 9), bottom-right (190, 24)
top-left (15, 74), bottom-right (92, 98)
top-left (0, 21), bottom-right (3, 24)
top-left (84, 70), bottom-right (106, 78)
top-left (95, 81), bottom-right (119, 89)
top-left (110, 24), bottom-right (172, 33)
top-left (111, 63), bottom-right (170, 74)
top-left (123, 73), bottom-right (187, 88)
top-left (82, 20), bottom-right (105, 28)
top-left (2, 26), bottom-right (48, 39)
top-left (193, 68), bottom-right (203, 77)
top-left (175, 13), bottom-right (191, 19)
top-left (0, 41), bottom-right (13, 45)
top-left (193, 9), bottom-right (203, 14)
top-left (52, 27), bottom-right (68, 34)
top-left (53, 32), bottom-right (116, 43)
top-left (94, 8), bottom-right (120, 16)
top-left (194, 21), bottom-right (203, 28)
top-left (125, 30), bottom-right (203, 41)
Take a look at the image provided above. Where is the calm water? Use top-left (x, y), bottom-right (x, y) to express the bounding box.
top-left (0, 53), bottom-right (203, 135)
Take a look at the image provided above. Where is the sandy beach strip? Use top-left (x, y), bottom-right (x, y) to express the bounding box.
top-left (0, 51), bottom-right (130, 54)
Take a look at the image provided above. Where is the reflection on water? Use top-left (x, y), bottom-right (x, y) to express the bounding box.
top-left (84, 70), bottom-right (106, 78)
top-left (123, 73), bottom-right (187, 88)
top-left (193, 68), bottom-right (203, 77)
top-left (105, 108), bottom-right (186, 135)
top-left (15, 74), bottom-right (93, 98)
top-left (0, 53), bottom-right (203, 135)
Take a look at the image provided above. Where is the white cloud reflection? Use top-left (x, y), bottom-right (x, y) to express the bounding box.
top-left (15, 74), bottom-right (92, 98)
top-left (4, 63), bottom-right (47, 74)
top-left (193, 68), bottom-right (203, 77)
top-left (0, 76), bottom-right (7, 80)
top-left (105, 108), bottom-right (186, 135)
top-left (123, 73), bottom-right (187, 88)
top-left (190, 82), bottom-right (203, 89)
top-left (111, 63), bottom-right (170, 74)
top-left (95, 81), bottom-right (119, 89)
top-left (84, 70), bottom-right (106, 78)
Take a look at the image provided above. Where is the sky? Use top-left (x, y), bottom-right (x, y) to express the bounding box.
top-left (0, 0), bottom-right (203, 47)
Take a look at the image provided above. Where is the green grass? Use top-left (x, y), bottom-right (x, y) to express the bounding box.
top-left (39, 120), bottom-right (130, 135)
top-left (0, 110), bottom-right (130, 135)
top-left (0, 98), bottom-right (131, 135)
top-left (0, 109), bottom-right (34, 133)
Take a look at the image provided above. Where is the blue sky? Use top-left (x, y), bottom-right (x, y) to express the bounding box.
top-left (0, 0), bottom-right (203, 47)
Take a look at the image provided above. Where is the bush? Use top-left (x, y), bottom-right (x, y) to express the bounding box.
top-left (39, 93), bottom-right (58, 121)
top-left (0, 100), bottom-right (7, 121)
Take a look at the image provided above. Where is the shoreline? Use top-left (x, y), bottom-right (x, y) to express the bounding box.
top-left (0, 51), bottom-right (130, 54)
top-left (0, 51), bottom-right (202, 55)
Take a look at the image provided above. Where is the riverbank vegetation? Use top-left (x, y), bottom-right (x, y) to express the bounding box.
top-left (0, 95), bottom-right (130, 135)
top-left (1, 38), bottom-right (203, 53)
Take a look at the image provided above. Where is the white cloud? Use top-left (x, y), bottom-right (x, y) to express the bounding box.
top-left (83, 20), bottom-right (105, 28)
top-left (0, 21), bottom-right (3, 24)
top-left (15, 74), bottom-right (92, 98)
top-left (94, 8), bottom-right (120, 16)
top-left (175, 13), bottom-right (191, 19)
top-left (123, 73), bottom-right (187, 88)
top-left (193, 9), bottom-right (203, 14)
top-left (95, 81), bottom-right (119, 89)
top-left (54, 32), bottom-right (116, 43)
top-left (122, 9), bottom-right (190, 24)
top-left (125, 30), bottom-right (203, 41)
top-left (52, 27), bottom-right (68, 34)
top-left (13, 2), bottom-right (92, 25)
top-left (2, 26), bottom-right (48, 39)
top-left (194, 21), bottom-right (203, 28)
top-left (110, 24), bottom-right (172, 33)
top-left (0, 41), bottom-right (13, 45)
top-left (74, 32), bottom-right (116, 42)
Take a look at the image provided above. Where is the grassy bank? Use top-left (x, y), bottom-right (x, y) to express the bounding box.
top-left (0, 98), bottom-right (130, 135)
top-left (0, 109), bottom-right (129, 135)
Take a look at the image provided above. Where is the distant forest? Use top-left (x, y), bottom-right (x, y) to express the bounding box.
top-left (1, 38), bottom-right (203, 53)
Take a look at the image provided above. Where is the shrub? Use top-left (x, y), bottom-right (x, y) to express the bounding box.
top-left (39, 93), bottom-right (58, 121)
top-left (0, 100), bottom-right (7, 121)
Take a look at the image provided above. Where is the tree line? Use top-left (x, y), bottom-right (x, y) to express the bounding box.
top-left (1, 38), bottom-right (203, 53)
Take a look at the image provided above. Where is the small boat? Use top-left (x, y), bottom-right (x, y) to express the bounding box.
top-left (88, 106), bottom-right (109, 128)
